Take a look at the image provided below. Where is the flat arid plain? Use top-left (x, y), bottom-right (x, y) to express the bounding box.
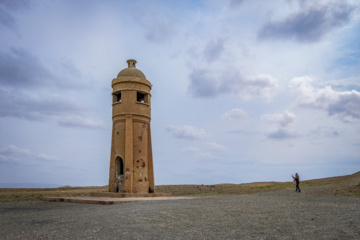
top-left (1, 172), bottom-right (359, 239)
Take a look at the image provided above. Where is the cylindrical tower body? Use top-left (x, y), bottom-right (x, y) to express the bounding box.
top-left (109, 59), bottom-right (155, 193)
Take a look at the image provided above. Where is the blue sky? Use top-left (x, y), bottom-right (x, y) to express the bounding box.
top-left (0, 0), bottom-right (359, 187)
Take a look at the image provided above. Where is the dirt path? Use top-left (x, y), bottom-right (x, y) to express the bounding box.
top-left (1, 189), bottom-right (359, 239)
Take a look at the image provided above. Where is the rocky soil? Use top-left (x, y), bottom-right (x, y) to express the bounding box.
top-left (1, 172), bottom-right (359, 239)
top-left (1, 188), bottom-right (359, 240)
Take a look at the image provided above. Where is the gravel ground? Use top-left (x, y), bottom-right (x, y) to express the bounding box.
top-left (1, 189), bottom-right (359, 240)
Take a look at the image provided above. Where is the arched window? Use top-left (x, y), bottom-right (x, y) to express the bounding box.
top-left (115, 157), bottom-right (124, 176)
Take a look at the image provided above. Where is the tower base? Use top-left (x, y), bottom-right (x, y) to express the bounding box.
top-left (90, 192), bottom-right (172, 198)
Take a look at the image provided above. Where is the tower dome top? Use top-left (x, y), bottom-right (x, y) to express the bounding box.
top-left (117, 59), bottom-right (146, 79)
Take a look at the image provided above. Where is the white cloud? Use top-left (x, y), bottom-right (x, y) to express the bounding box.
top-left (166, 125), bottom-right (207, 140)
top-left (223, 108), bottom-right (248, 121)
top-left (188, 68), bottom-right (279, 101)
top-left (238, 74), bottom-right (279, 101)
top-left (183, 143), bottom-right (224, 161)
top-left (203, 38), bottom-right (226, 63)
top-left (196, 152), bottom-right (217, 159)
top-left (57, 116), bottom-right (106, 130)
top-left (258, 2), bottom-right (356, 43)
top-left (132, 3), bottom-right (177, 44)
top-left (0, 48), bottom-right (98, 127)
top-left (184, 147), bottom-right (199, 153)
top-left (0, 88), bottom-right (81, 121)
top-left (0, 48), bottom-right (52, 87)
top-left (262, 111), bottom-right (299, 140)
top-left (308, 126), bottom-right (339, 138)
top-left (0, 145), bottom-right (30, 164)
top-left (290, 76), bottom-right (360, 122)
top-left (204, 142), bottom-right (225, 151)
top-left (36, 153), bottom-right (60, 162)
top-left (267, 128), bottom-right (300, 140)
top-left (0, 145), bottom-right (30, 155)
top-left (261, 111), bottom-right (296, 127)
top-left (0, 48), bottom-right (87, 90)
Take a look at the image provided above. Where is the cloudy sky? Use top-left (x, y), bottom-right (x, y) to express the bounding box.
top-left (1, 0), bottom-right (359, 187)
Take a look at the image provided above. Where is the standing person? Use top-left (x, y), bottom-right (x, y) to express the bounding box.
top-left (292, 173), bottom-right (301, 192)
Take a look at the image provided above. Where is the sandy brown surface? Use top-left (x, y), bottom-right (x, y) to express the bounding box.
top-left (42, 196), bottom-right (193, 204)
top-left (0, 172), bottom-right (359, 239)
top-left (1, 189), bottom-right (359, 239)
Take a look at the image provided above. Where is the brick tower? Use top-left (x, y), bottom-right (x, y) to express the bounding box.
top-left (108, 59), bottom-right (155, 193)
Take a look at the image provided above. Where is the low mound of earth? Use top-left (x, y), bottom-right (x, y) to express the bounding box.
top-left (1, 171), bottom-right (359, 202)
top-left (158, 171), bottom-right (360, 197)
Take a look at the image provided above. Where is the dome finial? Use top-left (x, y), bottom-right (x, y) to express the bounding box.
top-left (127, 59), bottom-right (137, 68)
top-left (117, 59), bottom-right (146, 79)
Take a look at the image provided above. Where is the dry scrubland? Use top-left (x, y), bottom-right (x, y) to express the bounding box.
top-left (1, 172), bottom-right (359, 202)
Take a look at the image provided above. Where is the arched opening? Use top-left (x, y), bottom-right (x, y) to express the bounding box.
top-left (116, 157), bottom-right (124, 176)
top-left (115, 157), bottom-right (124, 192)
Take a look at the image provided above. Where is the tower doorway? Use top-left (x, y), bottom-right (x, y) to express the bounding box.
top-left (115, 157), bottom-right (124, 192)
